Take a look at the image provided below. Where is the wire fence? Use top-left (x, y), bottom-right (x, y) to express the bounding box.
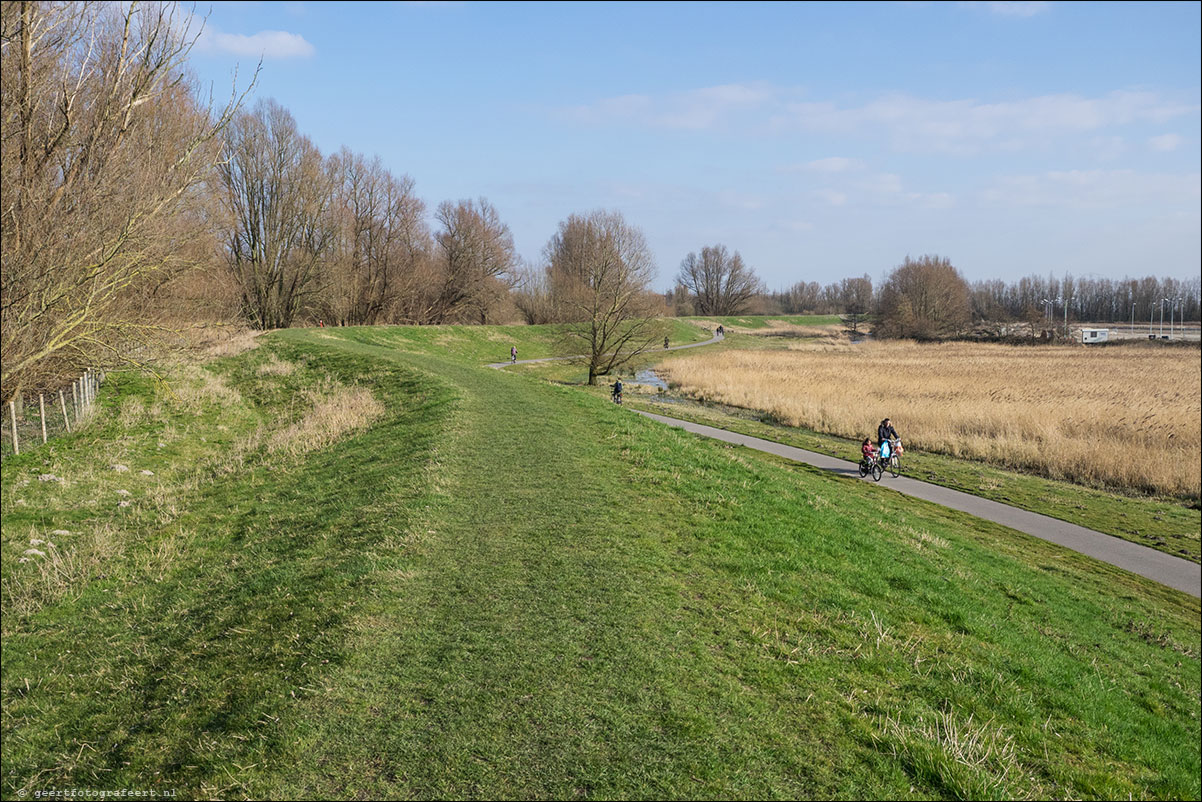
top-left (1, 370), bottom-right (105, 460)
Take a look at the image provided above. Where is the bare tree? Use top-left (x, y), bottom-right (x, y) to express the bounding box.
top-left (839, 274), bottom-right (873, 332)
top-left (675, 244), bottom-right (762, 316)
top-left (422, 198), bottom-right (515, 324)
top-left (322, 148), bottom-right (429, 325)
top-left (219, 99), bottom-right (333, 329)
top-left (1, 0), bottom-right (247, 399)
top-left (510, 260), bottom-right (557, 325)
top-left (546, 210), bottom-right (659, 385)
top-left (775, 280), bottom-right (821, 314)
top-left (876, 255), bottom-right (972, 339)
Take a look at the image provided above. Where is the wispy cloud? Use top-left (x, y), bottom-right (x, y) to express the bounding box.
top-left (981, 169), bottom-right (1201, 209)
top-left (788, 157), bottom-right (867, 173)
top-left (781, 91), bottom-right (1197, 154)
top-left (960, 1), bottom-right (1052, 17)
top-left (1149, 133), bottom-right (1184, 152)
top-left (198, 27), bottom-right (315, 59)
top-left (558, 83), bottom-right (781, 130)
top-left (558, 85), bottom-right (1197, 154)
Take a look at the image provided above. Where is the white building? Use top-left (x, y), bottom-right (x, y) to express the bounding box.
top-left (1081, 328), bottom-right (1109, 344)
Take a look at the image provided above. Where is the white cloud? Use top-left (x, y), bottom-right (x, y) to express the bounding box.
top-left (558, 85), bottom-right (1197, 155)
top-left (1149, 133), bottom-right (1183, 152)
top-left (558, 83), bottom-right (782, 130)
top-left (981, 170), bottom-right (1202, 209)
top-left (960, 1), bottom-right (1052, 17)
top-left (199, 28), bottom-right (315, 59)
top-left (815, 189), bottom-right (849, 207)
top-left (783, 91), bottom-right (1197, 153)
top-left (793, 157), bottom-right (867, 173)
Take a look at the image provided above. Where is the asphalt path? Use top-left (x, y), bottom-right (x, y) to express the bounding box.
top-left (485, 332), bottom-right (724, 369)
top-left (637, 410), bottom-right (1200, 598)
top-left (486, 333), bottom-right (1201, 598)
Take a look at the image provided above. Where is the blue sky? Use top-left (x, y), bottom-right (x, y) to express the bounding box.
top-left (187, 1), bottom-right (1201, 291)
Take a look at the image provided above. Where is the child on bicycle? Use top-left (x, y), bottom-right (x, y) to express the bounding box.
top-left (861, 437), bottom-right (878, 466)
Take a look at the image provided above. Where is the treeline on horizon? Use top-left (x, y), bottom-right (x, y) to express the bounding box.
top-left (765, 273), bottom-right (1202, 326)
top-left (2, 2), bottom-right (1198, 402)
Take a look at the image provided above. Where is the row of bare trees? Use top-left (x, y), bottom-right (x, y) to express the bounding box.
top-left (219, 99), bottom-right (519, 330)
top-left (1, 0), bottom-right (244, 401)
top-left (970, 274), bottom-right (1201, 325)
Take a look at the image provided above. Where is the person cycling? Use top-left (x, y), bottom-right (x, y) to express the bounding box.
top-left (611, 379), bottom-right (624, 404)
top-left (861, 438), bottom-right (878, 467)
top-left (877, 418), bottom-right (900, 459)
top-left (510, 345), bottom-right (517, 363)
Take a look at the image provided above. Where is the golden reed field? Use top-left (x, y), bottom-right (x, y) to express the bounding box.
top-left (661, 340), bottom-right (1202, 498)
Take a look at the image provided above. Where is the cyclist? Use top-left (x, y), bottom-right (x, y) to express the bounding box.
top-left (877, 418), bottom-right (900, 460)
top-left (510, 345), bottom-right (517, 363)
top-left (861, 438), bottom-right (878, 468)
top-left (664, 336), bottom-right (670, 349)
top-left (611, 378), bottom-right (624, 404)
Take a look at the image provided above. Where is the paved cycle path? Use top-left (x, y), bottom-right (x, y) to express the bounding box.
top-left (485, 335), bottom-right (1200, 598)
top-left (637, 410), bottom-right (1201, 598)
top-left (485, 332), bottom-right (724, 369)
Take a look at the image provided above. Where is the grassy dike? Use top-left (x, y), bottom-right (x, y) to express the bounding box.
top-left (2, 325), bottom-right (1199, 800)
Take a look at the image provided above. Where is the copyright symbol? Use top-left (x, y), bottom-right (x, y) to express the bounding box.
top-left (17, 789), bottom-right (27, 797)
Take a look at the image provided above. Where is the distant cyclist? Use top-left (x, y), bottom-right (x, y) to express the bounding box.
top-left (510, 345), bottom-right (517, 363)
top-left (664, 336), bottom-right (670, 349)
top-left (611, 378), bottom-right (624, 405)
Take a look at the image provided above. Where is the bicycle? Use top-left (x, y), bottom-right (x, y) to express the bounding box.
top-left (885, 438), bottom-right (903, 477)
top-left (858, 454), bottom-right (883, 481)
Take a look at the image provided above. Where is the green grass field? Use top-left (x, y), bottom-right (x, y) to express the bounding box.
top-left (2, 323), bottom-right (1198, 800)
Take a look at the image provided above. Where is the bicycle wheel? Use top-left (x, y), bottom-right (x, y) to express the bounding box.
top-left (858, 461), bottom-right (868, 478)
top-left (888, 455), bottom-right (900, 478)
top-left (871, 462), bottom-right (883, 481)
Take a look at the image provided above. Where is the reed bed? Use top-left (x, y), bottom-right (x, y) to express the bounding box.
top-left (661, 340), bottom-right (1201, 498)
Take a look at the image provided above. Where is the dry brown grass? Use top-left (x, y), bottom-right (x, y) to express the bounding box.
top-left (256, 354), bottom-right (296, 376)
top-left (266, 380), bottom-right (385, 457)
top-left (733, 321), bottom-right (845, 339)
top-left (661, 340), bottom-right (1201, 497)
top-left (198, 326), bottom-right (262, 358)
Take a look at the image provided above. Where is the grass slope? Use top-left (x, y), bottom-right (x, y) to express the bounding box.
top-left (621, 394), bottom-right (1201, 565)
top-left (2, 324), bottom-right (1199, 800)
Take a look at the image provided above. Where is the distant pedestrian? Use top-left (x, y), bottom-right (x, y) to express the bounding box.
top-left (664, 336), bottom-right (670, 349)
top-left (510, 345), bottom-right (517, 363)
top-left (318, 319), bottom-right (325, 328)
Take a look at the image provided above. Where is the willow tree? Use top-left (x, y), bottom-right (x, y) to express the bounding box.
top-left (675, 244), bottom-right (762, 316)
top-left (876, 255), bottom-right (971, 339)
top-left (546, 210), bottom-right (659, 385)
top-left (219, 99), bottom-right (333, 330)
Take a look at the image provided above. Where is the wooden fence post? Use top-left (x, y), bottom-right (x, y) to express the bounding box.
top-left (8, 399), bottom-right (18, 455)
top-left (59, 390), bottom-right (71, 434)
top-left (40, 394), bottom-right (47, 444)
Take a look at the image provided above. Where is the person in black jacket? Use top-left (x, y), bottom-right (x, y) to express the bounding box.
top-left (877, 418), bottom-right (899, 452)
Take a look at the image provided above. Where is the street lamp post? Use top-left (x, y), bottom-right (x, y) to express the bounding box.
top-left (1131, 302), bottom-right (1136, 336)
top-left (1160, 298), bottom-right (1168, 338)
